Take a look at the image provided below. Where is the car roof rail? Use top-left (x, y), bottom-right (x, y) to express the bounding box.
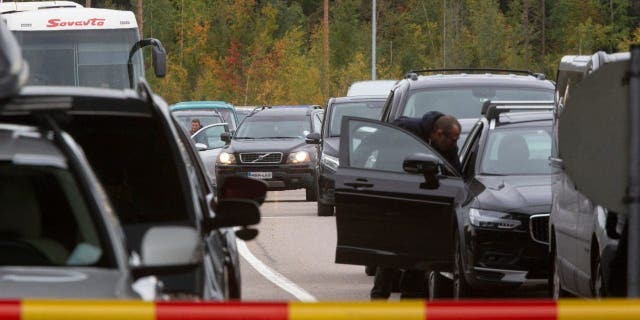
top-left (404, 68), bottom-right (546, 80)
top-left (482, 100), bottom-right (554, 121)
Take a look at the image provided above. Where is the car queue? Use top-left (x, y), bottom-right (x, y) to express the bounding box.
top-left (2, 2), bottom-right (639, 304)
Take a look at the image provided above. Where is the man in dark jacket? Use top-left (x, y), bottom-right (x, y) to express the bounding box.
top-left (370, 111), bottom-right (462, 300)
top-left (393, 111), bottom-right (462, 172)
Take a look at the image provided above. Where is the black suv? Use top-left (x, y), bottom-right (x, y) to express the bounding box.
top-left (307, 96), bottom-right (386, 216)
top-left (216, 106), bottom-right (324, 201)
top-left (438, 102), bottom-right (556, 298)
top-left (381, 69), bottom-right (555, 145)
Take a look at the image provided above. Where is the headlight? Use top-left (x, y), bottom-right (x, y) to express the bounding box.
top-left (321, 153), bottom-right (339, 172)
top-left (288, 151), bottom-right (310, 164)
top-left (469, 208), bottom-right (521, 230)
top-left (217, 152), bottom-right (236, 165)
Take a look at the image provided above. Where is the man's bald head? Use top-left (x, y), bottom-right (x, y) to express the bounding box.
top-left (433, 115), bottom-right (461, 133)
top-left (429, 114), bottom-right (461, 153)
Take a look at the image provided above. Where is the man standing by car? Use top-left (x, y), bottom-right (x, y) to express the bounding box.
top-left (370, 111), bottom-right (461, 300)
top-left (393, 111), bottom-right (462, 172)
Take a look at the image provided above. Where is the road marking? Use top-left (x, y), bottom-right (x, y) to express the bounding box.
top-left (236, 239), bottom-right (318, 302)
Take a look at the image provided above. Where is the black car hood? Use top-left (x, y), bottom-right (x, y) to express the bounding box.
top-left (474, 175), bottom-right (552, 214)
top-left (227, 138), bottom-right (311, 153)
top-left (322, 137), bottom-right (340, 157)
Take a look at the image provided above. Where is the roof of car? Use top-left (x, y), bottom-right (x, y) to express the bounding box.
top-left (0, 124), bottom-right (67, 168)
top-left (403, 74), bottom-right (555, 91)
top-left (246, 106), bottom-right (317, 118)
top-left (330, 95), bottom-right (388, 104)
top-left (169, 101), bottom-right (234, 111)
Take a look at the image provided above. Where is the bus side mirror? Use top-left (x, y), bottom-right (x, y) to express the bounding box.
top-left (149, 40), bottom-right (166, 78)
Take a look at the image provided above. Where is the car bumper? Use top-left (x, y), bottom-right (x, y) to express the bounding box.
top-left (216, 164), bottom-right (315, 190)
top-left (463, 226), bottom-right (549, 288)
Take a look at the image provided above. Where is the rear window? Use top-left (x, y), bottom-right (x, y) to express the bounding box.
top-left (480, 126), bottom-right (553, 175)
top-left (173, 111), bottom-right (225, 134)
top-left (0, 164), bottom-right (112, 267)
top-left (402, 87), bottom-right (553, 119)
top-left (329, 101), bottom-right (384, 137)
top-left (235, 115), bottom-right (311, 139)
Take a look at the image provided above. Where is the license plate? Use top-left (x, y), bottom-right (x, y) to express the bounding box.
top-left (248, 171), bottom-right (272, 180)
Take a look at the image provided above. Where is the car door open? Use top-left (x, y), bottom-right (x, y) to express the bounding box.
top-left (334, 117), bottom-right (466, 271)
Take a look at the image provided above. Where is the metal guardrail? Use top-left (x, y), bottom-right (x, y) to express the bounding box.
top-left (2, 299), bottom-right (640, 320)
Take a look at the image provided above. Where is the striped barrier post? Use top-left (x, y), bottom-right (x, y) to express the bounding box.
top-left (1, 299), bottom-right (640, 320)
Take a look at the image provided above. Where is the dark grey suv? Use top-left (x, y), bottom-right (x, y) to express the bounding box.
top-left (381, 69), bottom-right (555, 145)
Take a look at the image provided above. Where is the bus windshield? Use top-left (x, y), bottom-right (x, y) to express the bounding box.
top-left (13, 28), bottom-right (144, 89)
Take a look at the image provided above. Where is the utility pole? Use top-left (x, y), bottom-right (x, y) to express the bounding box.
top-left (323, 0), bottom-right (329, 98)
top-left (85, 0), bottom-right (91, 8)
top-left (442, 0), bottom-right (446, 68)
top-left (137, 0), bottom-right (143, 38)
top-left (371, 0), bottom-right (376, 80)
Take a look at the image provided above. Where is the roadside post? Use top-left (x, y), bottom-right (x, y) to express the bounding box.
top-left (629, 44), bottom-right (640, 297)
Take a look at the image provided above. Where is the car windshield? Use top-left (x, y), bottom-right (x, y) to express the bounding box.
top-left (13, 29), bottom-right (143, 89)
top-left (235, 115), bottom-right (311, 139)
top-left (402, 87), bottom-right (553, 119)
top-left (173, 112), bottom-right (225, 134)
top-left (0, 164), bottom-right (112, 267)
top-left (329, 101), bottom-right (385, 137)
top-left (480, 126), bottom-right (553, 175)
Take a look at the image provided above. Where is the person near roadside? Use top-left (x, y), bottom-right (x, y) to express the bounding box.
top-left (370, 111), bottom-right (462, 300)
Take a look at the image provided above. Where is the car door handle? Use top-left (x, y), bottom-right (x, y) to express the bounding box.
top-left (345, 182), bottom-right (374, 189)
top-left (549, 157), bottom-right (564, 169)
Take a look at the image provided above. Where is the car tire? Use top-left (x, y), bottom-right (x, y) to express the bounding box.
top-left (428, 271), bottom-right (453, 300)
top-left (551, 237), bottom-right (571, 299)
top-left (306, 187), bottom-right (317, 201)
top-left (453, 232), bottom-right (473, 299)
top-left (593, 252), bottom-right (606, 298)
top-left (365, 265), bottom-right (376, 276)
top-left (317, 201), bottom-right (334, 216)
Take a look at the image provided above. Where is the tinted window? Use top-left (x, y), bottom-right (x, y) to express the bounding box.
top-left (402, 87), bottom-right (553, 119)
top-left (0, 165), bottom-right (110, 267)
top-left (480, 127), bottom-right (553, 175)
top-left (346, 119), bottom-right (439, 173)
top-left (329, 101), bottom-right (384, 136)
top-left (235, 115), bottom-right (311, 139)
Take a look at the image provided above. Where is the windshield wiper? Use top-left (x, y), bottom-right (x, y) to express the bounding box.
top-left (268, 136), bottom-right (299, 139)
top-left (234, 137), bottom-right (257, 139)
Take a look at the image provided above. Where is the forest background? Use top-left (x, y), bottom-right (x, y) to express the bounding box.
top-left (81, 0), bottom-right (640, 106)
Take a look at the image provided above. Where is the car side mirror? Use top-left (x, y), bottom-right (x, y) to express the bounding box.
top-left (195, 143), bottom-right (207, 151)
top-left (221, 132), bottom-right (231, 144)
top-left (403, 153), bottom-right (441, 189)
top-left (149, 39), bottom-right (167, 78)
top-left (209, 199), bottom-right (261, 241)
top-left (305, 132), bottom-right (321, 144)
top-left (131, 226), bottom-right (201, 280)
top-left (217, 176), bottom-right (268, 204)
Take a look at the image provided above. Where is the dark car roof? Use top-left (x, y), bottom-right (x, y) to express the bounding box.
top-left (0, 86), bottom-right (152, 116)
top-left (0, 124), bottom-right (66, 167)
top-left (248, 107), bottom-right (316, 118)
top-left (329, 95), bottom-right (387, 105)
top-left (404, 74), bottom-right (555, 91)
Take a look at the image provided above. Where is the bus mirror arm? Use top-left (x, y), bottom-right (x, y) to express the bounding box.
top-left (127, 38), bottom-right (167, 88)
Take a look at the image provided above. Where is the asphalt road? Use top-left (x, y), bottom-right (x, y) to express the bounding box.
top-left (239, 190), bottom-right (548, 301)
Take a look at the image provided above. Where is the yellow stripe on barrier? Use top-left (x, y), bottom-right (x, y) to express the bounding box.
top-left (289, 301), bottom-right (425, 320)
top-left (558, 299), bottom-right (640, 320)
top-left (22, 300), bottom-right (155, 320)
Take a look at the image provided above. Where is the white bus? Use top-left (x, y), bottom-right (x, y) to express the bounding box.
top-left (1, 1), bottom-right (165, 89)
